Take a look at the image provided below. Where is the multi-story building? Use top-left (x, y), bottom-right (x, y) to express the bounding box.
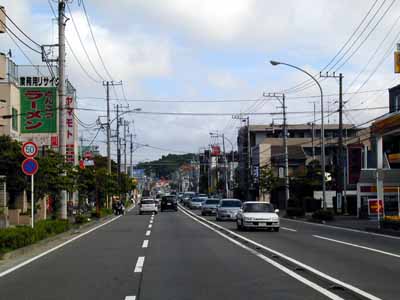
top-left (237, 123), bottom-right (369, 210)
top-left (357, 84), bottom-right (400, 217)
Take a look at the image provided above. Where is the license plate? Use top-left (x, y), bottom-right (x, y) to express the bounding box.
top-left (259, 222), bottom-right (267, 226)
top-left (167, 203), bottom-right (171, 206)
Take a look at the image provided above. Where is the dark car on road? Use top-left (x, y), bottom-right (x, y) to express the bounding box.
top-left (161, 195), bottom-right (178, 211)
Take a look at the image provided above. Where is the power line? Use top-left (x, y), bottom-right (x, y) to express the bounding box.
top-left (80, 0), bottom-right (115, 81)
top-left (66, 3), bottom-right (106, 81)
top-left (5, 30), bottom-right (44, 76)
top-left (1, 9), bottom-right (41, 47)
top-left (47, 0), bottom-right (101, 84)
top-left (0, 19), bottom-right (41, 54)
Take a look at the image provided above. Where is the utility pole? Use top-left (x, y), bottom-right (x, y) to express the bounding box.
top-left (123, 120), bottom-right (128, 174)
top-left (222, 133), bottom-right (229, 198)
top-left (263, 92), bottom-right (290, 207)
top-left (130, 132), bottom-right (133, 178)
top-left (247, 116), bottom-right (251, 201)
top-left (58, 0), bottom-right (67, 220)
top-left (321, 72), bottom-right (344, 213)
top-left (115, 104), bottom-right (121, 198)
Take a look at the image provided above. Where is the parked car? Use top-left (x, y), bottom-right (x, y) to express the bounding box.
top-left (154, 199), bottom-right (161, 210)
top-left (236, 202), bottom-right (280, 231)
top-left (161, 195), bottom-right (178, 211)
top-left (216, 199), bottom-right (242, 221)
top-left (189, 197), bottom-right (207, 209)
top-left (197, 193), bottom-right (208, 198)
top-left (139, 199), bottom-right (158, 215)
top-left (201, 198), bottom-right (220, 216)
top-left (182, 196), bottom-right (191, 206)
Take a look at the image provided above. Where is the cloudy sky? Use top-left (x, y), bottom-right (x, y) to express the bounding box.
top-left (1, 0), bottom-right (398, 163)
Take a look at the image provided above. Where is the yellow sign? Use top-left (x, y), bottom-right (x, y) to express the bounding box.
top-left (388, 153), bottom-right (400, 163)
top-left (395, 51), bottom-right (400, 73)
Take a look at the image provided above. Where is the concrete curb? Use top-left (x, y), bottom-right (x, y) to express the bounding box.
top-left (0, 214), bottom-right (116, 262)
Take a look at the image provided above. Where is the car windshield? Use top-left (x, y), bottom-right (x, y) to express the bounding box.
top-left (243, 203), bottom-right (274, 212)
top-left (141, 200), bottom-right (154, 204)
top-left (205, 200), bottom-right (220, 205)
top-left (220, 200), bottom-right (241, 207)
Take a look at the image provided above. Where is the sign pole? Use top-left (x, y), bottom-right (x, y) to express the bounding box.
top-left (31, 174), bottom-right (34, 228)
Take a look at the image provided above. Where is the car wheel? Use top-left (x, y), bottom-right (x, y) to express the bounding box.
top-left (216, 216), bottom-right (220, 221)
top-left (201, 212), bottom-right (205, 216)
top-left (273, 227), bottom-right (279, 232)
top-left (139, 211), bottom-right (142, 215)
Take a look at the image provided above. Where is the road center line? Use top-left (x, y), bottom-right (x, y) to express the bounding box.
top-left (179, 205), bottom-right (382, 300)
top-left (179, 208), bottom-right (343, 300)
top-left (124, 296), bottom-right (136, 300)
top-left (313, 235), bottom-right (400, 258)
top-left (142, 240), bottom-right (149, 248)
top-left (148, 224), bottom-right (152, 229)
top-left (134, 256), bottom-right (145, 273)
top-left (281, 227), bottom-right (297, 232)
top-left (145, 230), bottom-right (151, 236)
top-left (0, 215), bottom-right (123, 278)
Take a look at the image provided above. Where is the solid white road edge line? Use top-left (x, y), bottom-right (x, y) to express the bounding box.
top-left (134, 256), bottom-right (145, 273)
top-left (282, 217), bottom-right (400, 240)
top-left (124, 296), bottom-right (136, 300)
top-left (142, 240), bottom-right (149, 248)
top-left (0, 215), bottom-right (123, 278)
top-left (313, 235), bottom-right (400, 258)
top-left (179, 205), bottom-right (382, 300)
top-left (179, 209), bottom-right (343, 300)
top-left (281, 227), bottom-right (297, 232)
top-left (145, 230), bottom-right (151, 236)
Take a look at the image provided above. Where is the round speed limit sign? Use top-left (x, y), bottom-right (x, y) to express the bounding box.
top-left (22, 141), bottom-right (38, 158)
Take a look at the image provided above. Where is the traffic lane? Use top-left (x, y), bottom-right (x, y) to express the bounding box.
top-left (0, 209), bottom-right (150, 300)
top-left (196, 211), bottom-right (400, 300)
top-left (280, 217), bottom-right (400, 254)
top-left (139, 209), bottom-right (328, 300)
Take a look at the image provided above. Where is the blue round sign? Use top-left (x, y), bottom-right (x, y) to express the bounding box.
top-left (21, 158), bottom-right (39, 176)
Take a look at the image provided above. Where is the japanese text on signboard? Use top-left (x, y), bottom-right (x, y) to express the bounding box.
top-left (20, 87), bottom-right (57, 133)
top-left (65, 95), bottom-right (75, 164)
top-left (19, 76), bottom-right (59, 87)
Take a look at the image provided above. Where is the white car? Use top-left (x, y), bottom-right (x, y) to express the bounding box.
top-left (236, 201), bottom-right (280, 231)
top-left (139, 199), bottom-right (158, 215)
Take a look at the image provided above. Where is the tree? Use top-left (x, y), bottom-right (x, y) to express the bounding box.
top-left (0, 135), bottom-right (27, 206)
top-left (258, 167), bottom-right (279, 196)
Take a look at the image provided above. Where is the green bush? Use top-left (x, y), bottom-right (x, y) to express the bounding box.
top-left (312, 209), bottom-right (334, 221)
top-left (91, 208), bottom-right (113, 218)
top-left (74, 215), bottom-right (90, 224)
top-left (0, 220), bottom-right (70, 253)
top-left (286, 207), bottom-right (305, 217)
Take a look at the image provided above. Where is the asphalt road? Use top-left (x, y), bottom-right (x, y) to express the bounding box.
top-left (0, 205), bottom-right (399, 300)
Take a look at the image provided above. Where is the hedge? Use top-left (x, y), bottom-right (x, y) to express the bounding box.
top-left (286, 207), bottom-right (305, 217)
top-left (0, 219), bottom-right (70, 254)
top-left (91, 208), bottom-right (113, 219)
top-left (312, 209), bottom-right (334, 221)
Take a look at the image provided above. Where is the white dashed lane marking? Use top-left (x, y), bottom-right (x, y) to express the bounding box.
top-left (145, 230), bottom-right (151, 236)
top-left (142, 240), bottom-right (149, 248)
top-left (134, 256), bottom-right (145, 273)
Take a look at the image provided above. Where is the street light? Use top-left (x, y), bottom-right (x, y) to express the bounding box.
top-left (270, 60), bottom-right (326, 209)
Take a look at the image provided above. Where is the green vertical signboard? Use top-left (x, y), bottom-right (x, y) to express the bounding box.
top-left (20, 87), bottom-right (57, 133)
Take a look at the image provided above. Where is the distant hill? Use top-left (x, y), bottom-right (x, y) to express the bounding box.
top-left (137, 153), bottom-right (195, 179)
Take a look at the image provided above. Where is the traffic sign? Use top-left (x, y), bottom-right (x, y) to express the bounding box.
top-left (22, 141), bottom-right (38, 158)
top-left (21, 158), bottom-right (39, 176)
